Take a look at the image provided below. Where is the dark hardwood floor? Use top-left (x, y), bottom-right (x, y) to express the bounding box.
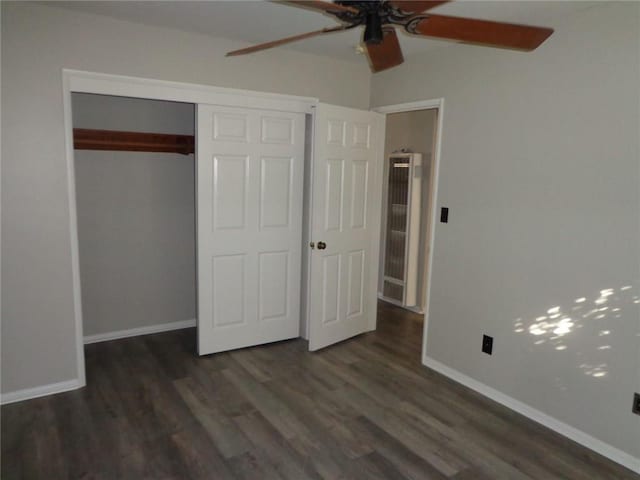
top-left (2, 301), bottom-right (638, 479)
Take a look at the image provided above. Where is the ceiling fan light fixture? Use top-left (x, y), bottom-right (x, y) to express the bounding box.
top-left (363, 12), bottom-right (383, 44)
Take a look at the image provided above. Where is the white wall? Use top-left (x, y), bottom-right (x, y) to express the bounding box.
top-left (382, 110), bottom-right (437, 310)
top-left (1, 2), bottom-right (371, 395)
top-left (72, 94), bottom-right (195, 337)
top-left (372, 2), bottom-right (640, 462)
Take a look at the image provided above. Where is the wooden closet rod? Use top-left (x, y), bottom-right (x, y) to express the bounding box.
top-left (73, 128), bottom-right (195, 155)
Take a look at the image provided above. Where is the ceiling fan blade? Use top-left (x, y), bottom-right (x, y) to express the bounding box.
top-left (366, 28), bottom-right (404, 73)
top-left (226, 25), bottom-right (347, 57)
top-left (388, 1), bottom-right (449, 14)
top-left (407, 14), bottom-right (553, 51)
top-left (278, 1), bottom-right (359, 14)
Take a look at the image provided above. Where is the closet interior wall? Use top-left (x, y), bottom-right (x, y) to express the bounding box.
top-left (72, 93), bottom-right (196, 338)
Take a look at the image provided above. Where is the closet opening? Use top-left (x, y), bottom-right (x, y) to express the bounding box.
top-left (64, 70), bottom-right (320, 387)
top-left (71, 93), bottom-right (197, 352)
top-left (377, 106), bottom-right (440, 350)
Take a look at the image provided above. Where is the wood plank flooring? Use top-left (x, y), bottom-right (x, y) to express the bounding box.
top-left (2, 301), bottom-right (638, 479)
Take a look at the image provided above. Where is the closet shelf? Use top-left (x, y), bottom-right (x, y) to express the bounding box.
top-left (73, 128), bottom-right (195, 155)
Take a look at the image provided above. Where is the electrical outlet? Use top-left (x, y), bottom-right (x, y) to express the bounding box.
top-left (633, 393), bottom-right (640, 416)
top-left (482, 335), bottom-right (493, 355)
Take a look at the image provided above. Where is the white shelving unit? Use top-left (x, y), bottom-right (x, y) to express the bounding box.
top-left (380, 152), bottom-right (423, 309)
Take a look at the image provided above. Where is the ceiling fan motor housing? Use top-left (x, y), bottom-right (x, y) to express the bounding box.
top-left (333, 1), bottom-right (417, 44)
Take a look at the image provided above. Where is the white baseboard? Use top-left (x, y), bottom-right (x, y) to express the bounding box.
top-left (1, 320), bottom-right (196, 405)
top-left (1, 378), bottom-right (84, 405)
top-left (83, 319), bottom-right (196, 344)
top-left (422, 355), bottom-right (640, 474)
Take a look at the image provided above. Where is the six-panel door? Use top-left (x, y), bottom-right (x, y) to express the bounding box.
top-left (308, 104), bottom-right (384, 351)
top-left (197, 104), bottom-right (305, 355)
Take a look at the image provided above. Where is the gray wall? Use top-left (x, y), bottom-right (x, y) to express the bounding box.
top-left (72, 94), bottom-right (195, 337)
top-left (371, 2), bottom-right (640, 459)
top-left (382, 110), bottom-right (437, 311)
top-left (1, 2), bottom-right (371, 395)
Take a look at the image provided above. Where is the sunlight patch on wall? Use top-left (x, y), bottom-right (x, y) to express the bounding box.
top-left (513, 285), bottom-right (637, 379)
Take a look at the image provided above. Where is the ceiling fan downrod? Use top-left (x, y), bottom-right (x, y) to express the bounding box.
top-left (363, 12), bottom-right (383, 44)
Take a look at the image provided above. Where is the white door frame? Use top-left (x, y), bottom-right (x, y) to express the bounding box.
top-left (62, 69), bottom-right (317, 389)
top-left (373, 98), bottom-right (445, 362)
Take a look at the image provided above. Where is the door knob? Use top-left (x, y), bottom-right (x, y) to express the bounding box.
top-left (317, 241), bottom-right (327, 250)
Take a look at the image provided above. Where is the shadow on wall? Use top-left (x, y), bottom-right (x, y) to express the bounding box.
top-left (513, 285), bottom-right (638, 380)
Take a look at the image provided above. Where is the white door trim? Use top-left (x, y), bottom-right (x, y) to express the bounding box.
top-left (62, 69), bottom-right (318, 397)
top-left (373, 98), bottom-right (445, 361)
top-left (374, 98), bottom-right (443, 114)
top-left (65, 69), bottom-right (317, 114)
top-left (62, 72), bottom-right (87, 390)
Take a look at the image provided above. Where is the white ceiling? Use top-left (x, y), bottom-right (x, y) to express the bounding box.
top-left (49, 1), bottom-right (596, 62)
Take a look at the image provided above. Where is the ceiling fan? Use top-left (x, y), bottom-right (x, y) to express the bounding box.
top-left (226, 1), bottom-right (554, 73)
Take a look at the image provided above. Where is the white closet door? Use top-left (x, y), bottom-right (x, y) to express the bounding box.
top-left (197, 104), bottom-right (305, 355)
top-left (308, 103), bottom-right (385, 351)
